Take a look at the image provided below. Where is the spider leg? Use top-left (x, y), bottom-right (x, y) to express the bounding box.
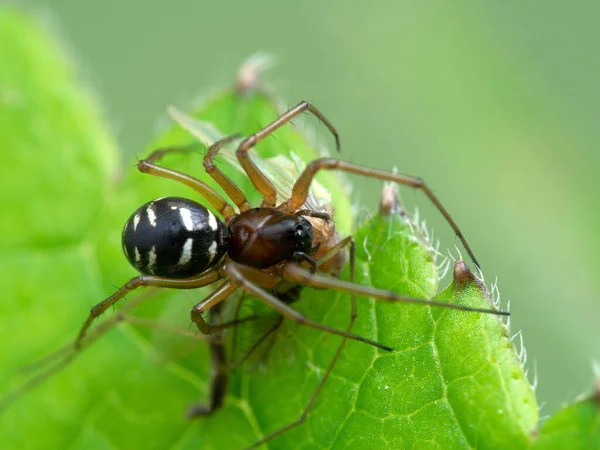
top-left (279, 158), bottom-right (482, 269)
top-left (281, 263), bottom-right (509, 316)
top-left (315, 235), bottom-right (353, 269)
top-left (142, 144), bottom-right (200, 163)
top-left (0, 284), bottom-right (247, 415)
top-left (224, 262), bottom-right (392, 351)
top-left (187, 298), bottom-right (231, 418)
top-left (229, 291), bottom-right (246, 367)
top-left (292, 251), bottom-right (318, 273)
top-left (138, 153), bottom-right (237, 222)
top-left (190, 280), bottom-right (240, 335)
top-left (236, 101), bottom-right (341, 207)
top-left (294, 209), bottom-right (332, 221)
top-left (247, 238), bottom-right (358, 449)
top-left (230, 239), bottom-right (356, 376)
top-left (0, 290), bottom-right (147, 415)
top-left (187, 274), bottom-right (277, 417)
top-left (76, 269), bottom-right (223, 348)
top-left (121, 313), bottom-right (254, 344)
top-left (230, 314), bottom-right (284, 370)
top-left (202, 134), bottom-right (252, 212)
top-left (189, 267), bottom-right (278, 335)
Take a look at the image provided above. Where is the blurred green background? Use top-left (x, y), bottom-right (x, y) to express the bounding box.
top-left (16, 0), bottom-right (599, 417)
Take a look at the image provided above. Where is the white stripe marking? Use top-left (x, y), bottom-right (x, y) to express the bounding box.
top-left (133, 213), bottom-right (141, 231)
top-left (134, 247), bottom-right (141, 265)
top-left (208, 211), bottom-right (219, 232)
top-left (178, 238), bottom-right (193, 266)
top-left (179, 208), bottom-right (194, 231)
top-left (148, 245), bottom-right (157, 274)
top-left (147, 204), bottom-right (157, 227)
top-left (208, 241), bottom-right (217, 262)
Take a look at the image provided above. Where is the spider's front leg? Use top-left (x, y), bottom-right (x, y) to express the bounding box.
top-left (223, 262), bottom-right (392, 351)
top-left (202, 134), bottom-right (252, 212)
top-left (279, 158), bottom-right (482, 269)
top-left (233, 101), bottom-right (341, 208)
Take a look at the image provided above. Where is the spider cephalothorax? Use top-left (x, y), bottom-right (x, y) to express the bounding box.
top-left (227, 208), bottom-right (313, 269)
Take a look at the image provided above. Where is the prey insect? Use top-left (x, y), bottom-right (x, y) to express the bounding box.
top-left (1, 100), bottom-right (508, 448)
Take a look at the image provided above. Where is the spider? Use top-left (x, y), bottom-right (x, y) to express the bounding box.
top-left (3, 101), bottom-right (508, 448)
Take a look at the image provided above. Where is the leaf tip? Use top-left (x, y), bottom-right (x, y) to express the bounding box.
top-left (453, 260), bottom-right (486, 294)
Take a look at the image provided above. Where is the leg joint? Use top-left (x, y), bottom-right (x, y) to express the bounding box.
top-left (307, 158), bottom-right (339, 172)
top-left (237, 136), bottom-right (256, 155)
top-left (190, 309), bottom-right (212, 334)
top-left (137, 160), bottom-right (152, 173)
top-left (202, 159), bottom-right (216, 171)
top-left (89, 304), bottom-right (102, 317)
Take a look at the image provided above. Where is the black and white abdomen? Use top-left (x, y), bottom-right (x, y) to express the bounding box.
top-left (122, 197), bottom-right (228, 278)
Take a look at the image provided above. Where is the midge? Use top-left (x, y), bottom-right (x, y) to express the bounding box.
top-left (3, 101), bottom-right (508, 448)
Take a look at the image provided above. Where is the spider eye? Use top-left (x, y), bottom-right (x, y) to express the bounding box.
top-left (292, 217), bottom-right (313, 253)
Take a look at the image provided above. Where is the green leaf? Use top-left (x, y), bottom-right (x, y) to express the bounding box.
top-left (5, 7), bottom-right (596, 450)
top-left (532, 395), bottom-right (600, 450)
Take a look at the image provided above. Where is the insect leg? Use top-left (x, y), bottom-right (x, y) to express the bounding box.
top-left (236, 101), bottom-right (340, 207)
top-left (280, 158), bottom-right (481, 269)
